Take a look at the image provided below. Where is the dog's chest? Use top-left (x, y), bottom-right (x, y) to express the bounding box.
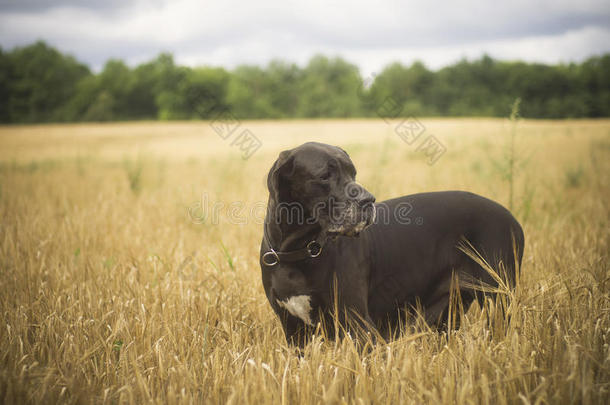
top-left (276, 295), bottom-right (313, 325)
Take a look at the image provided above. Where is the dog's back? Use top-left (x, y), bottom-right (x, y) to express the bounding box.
top-left (365, 191), bottom-right (524, 329)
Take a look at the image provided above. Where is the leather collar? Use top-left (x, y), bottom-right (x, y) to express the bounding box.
top-left (262, 225), bottom-right (327, 266)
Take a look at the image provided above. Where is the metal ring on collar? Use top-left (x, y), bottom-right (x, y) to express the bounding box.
top-left (262, 250), bottom-right (279, 266)
top-left (307, 241), bottom-right (322, 257)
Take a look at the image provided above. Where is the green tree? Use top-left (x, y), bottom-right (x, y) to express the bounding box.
top-left (0, 48), bottom-right (11, 122)
top-left (580, 55), bottom-right (610, 117)
top-left (227, 65), bottom-right (278, 119)
top-left (157, 65), bottom-right (229, 120)
top-left (265, 60), bottom-right (302, 117)
top-left (1, 41), bottom-right (609, 122)
top-left (368, 61), bottom-right (435, 116)
top-left (4, 41), bottom-right (90, 122)
top-left (297, 55), bottom-right (363, 118)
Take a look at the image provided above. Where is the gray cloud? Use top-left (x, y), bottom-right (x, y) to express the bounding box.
top-left (0, 0), bottom-right (138, 13)
top-left (0, 0), bottom-right (609, 72)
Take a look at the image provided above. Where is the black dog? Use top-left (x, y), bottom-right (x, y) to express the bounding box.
top-left (260, 142), bottom-right (524, 347)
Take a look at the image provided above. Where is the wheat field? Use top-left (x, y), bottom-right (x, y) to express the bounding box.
top-left (0, 118), bottom-right (608, 404)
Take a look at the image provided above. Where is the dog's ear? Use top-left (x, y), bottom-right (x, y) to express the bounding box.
top-left (267, 149), bottom-right (295, 201)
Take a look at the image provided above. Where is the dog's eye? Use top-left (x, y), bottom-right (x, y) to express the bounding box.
top-left (319, 171), bottom-right (331, 181)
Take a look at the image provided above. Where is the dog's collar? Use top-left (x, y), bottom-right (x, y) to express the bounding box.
top-left (262, 226), bottom-right (327, 267)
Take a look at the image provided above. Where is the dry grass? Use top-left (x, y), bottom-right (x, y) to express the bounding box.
top-left (0, 118), bottom-right (609, 404)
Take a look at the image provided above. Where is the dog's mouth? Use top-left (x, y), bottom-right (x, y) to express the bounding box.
top-left (326, 204), bottom-right (376, 237)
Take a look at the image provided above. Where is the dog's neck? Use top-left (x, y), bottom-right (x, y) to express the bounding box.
top-left (265, 198), bottom-right (323, 251)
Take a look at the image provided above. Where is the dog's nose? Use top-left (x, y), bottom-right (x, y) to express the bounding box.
top-left (357, 191), bottom-right (376, 207)
top-left (346, 182), bottom-right (375, 205)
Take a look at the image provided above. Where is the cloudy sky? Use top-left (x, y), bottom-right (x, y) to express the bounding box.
top-left (1, 0), bottom-right (609, 74)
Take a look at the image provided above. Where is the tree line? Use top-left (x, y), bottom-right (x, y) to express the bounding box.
top-left (0, 40), bottom-right (608, 123)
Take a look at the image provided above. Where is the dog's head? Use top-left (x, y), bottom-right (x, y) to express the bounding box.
top-left (267, 142), bottom-right (376, 237)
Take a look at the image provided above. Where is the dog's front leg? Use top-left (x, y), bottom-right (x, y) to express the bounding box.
top-left (278, 309), bottom-right (312, 349)
top-left (344, 307), bottom-right (379, 347)
top-left (332, 288), bottom-right (380, 348)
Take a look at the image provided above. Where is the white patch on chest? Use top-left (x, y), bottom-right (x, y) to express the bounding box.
top-left (276, 295), bottom-right (313, 325)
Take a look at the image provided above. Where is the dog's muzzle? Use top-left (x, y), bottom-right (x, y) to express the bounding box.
top-left (327, 202), bottom-right (376, 237)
